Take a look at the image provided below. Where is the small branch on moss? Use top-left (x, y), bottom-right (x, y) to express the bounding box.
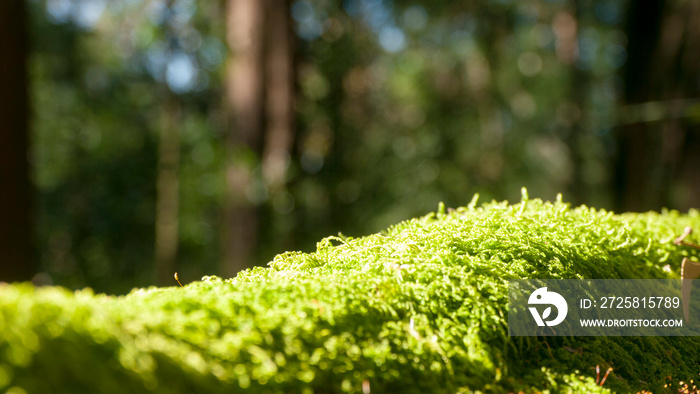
top-left (174, 272), bottom-right (184, 287)
top-left (563, 346), bottom-right (583, 355)
top-left (542, 339), bottom-right (554, 359)
top-left (595, 366), bottom-right (612, 386)
top-left (674, 227), bottom-right (700, 250)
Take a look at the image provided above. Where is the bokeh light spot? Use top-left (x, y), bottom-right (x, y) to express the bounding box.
top-left (378, 26), bottom-right (407, 53)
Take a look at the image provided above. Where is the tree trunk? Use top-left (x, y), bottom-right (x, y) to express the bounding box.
top-left (615, 0), bottom-right (700, 212)
top-left (614, 0), bottom-right (665, 212)
top-left (553, 7), bottom-right (587, 206)
top-left (223, 0), bottom-right (295, 277)
top-left (263, 0), bottom-right (295, 191)
top-left (154, 96), bottom-right (180, 285)
top-left (223, 0), bottom-right (266, 278)
top-left (0, 0), bottom-right (33, 282)
top-left (154, 0), bottom-right (182, 285)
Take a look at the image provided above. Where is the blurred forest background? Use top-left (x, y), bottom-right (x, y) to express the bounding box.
top-left (1, 0), bottom-right (699, 294)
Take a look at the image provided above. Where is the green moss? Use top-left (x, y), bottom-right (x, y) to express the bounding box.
top-left (2, 191), bottom-right (700, 393)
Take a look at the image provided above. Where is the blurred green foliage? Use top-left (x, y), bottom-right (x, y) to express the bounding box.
top-left (30, 0), bottom-right (228, 292)
top-left (28, 0), bottom-right (646, 292)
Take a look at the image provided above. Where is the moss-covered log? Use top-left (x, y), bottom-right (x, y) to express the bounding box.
top-left (2, 192), bottom-right (700, 393)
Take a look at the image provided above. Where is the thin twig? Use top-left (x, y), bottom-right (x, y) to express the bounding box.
top-left (600, 367), bottom-right (612, 386)
top-left (563, 346), bottom-right (583, 355)
top-left (542, 339), bottom-right (554, 359)
top-left (174, 272), bottom-right (184, 287)
top-left (675, 227), bottom-right (700, 250)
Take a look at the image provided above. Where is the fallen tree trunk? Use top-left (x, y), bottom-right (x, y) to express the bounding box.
top-left (2, 192), bottom-right (699, 393)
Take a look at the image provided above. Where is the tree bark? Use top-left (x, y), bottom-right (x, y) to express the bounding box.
top-left (614, 0), bottom-right (665, 212)
top-left (263, 0), bottom-right (295, 191)
top-left (615, 0), bottom-right (700, 211)
top-left (154, 96), bottom-right (180, 285)
top-left (154, 0), bottom-right (182, 285)
top-left (223, 0), bottom-right (266, 278)
top-left (223, 0), bottom-right (295, 277)
top-left (0, 0), bottom-right (33, 282)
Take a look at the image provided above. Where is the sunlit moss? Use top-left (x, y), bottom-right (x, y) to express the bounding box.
top-left (2, 191), bottom-right (700, 393)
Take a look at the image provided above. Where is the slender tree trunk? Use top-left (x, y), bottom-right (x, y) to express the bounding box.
top-left (223, 0), bottom-right (266, 277)
top-left (554, 7), bottom-right (587, 206)
top-left (0, 0), bottom-right (33, 282)
top-left (154, 96), bottom-right (180, 285)
top-left (263, 0), bottom-right (295, 191)
top-left (154, 0), bottom-right (181, 285)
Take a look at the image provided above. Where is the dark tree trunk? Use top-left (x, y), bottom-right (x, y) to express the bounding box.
top-left (615, 0), bottom-right (700, 212)
top-left (0, 0), bottom-right (33, 282)
top-left (614, 0), bottom-right (665, 212)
